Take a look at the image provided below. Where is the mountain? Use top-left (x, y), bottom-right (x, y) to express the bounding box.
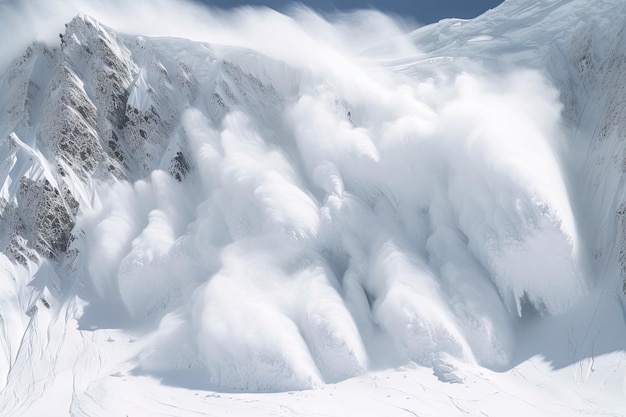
top-left (0, 0), bottom-right (625, 415)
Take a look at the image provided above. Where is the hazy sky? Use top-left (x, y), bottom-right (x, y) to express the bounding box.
top-left (195, 0), bottom-right (505, 24)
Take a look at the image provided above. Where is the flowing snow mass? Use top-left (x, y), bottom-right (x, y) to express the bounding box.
top-left (0, 0), bottom-right (625, 415)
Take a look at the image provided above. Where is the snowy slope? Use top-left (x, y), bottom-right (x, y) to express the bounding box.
top-left (0, 0), bottom-right (625, 415)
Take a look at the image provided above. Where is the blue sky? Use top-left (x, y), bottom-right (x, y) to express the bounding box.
top-left (195, 0), bottom-right (505, 25)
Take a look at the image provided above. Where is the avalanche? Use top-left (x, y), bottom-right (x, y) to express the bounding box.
top-left (0, 0), bottom-right (625, 415)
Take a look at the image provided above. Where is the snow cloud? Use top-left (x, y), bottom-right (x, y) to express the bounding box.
top-left (1, 0), bottom-right (588, 391)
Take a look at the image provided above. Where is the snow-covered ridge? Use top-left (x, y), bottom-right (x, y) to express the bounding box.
top-left (0, 0), bottom-right (625, 414)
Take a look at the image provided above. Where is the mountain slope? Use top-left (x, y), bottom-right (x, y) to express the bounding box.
top-left (0, 0), bottom-right (625, 415)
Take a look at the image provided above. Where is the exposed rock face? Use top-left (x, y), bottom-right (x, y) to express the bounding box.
top-left (55, 15), bottom-right (137, 179)
top-left (0, 21), bottom-right (158, 265)
top-left (0, 15), bottom-right (291, 267)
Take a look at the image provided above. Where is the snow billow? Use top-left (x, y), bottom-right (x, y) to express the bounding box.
top-left (0, 0), bottom-right (609, 397)
top-left (73, 33), bottom-right (584, 389)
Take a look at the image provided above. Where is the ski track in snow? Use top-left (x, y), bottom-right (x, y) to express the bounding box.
top-left (0, 0), bottom-right (625, 415)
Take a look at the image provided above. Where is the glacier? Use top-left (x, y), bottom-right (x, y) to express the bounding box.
top-left (0, 0), bottom-right (625, 415)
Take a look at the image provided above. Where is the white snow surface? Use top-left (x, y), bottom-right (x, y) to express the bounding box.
top-left (0, 0), bottom-right (625, 415)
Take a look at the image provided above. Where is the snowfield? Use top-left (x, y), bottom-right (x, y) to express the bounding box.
top-left (0, 0), bottom-right (625, 415)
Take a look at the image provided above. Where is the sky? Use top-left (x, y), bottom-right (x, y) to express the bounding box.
top-left (195, 0), bottom-right (505, 24)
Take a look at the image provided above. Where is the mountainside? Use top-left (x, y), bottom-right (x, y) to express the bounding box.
top-left (0, 0), bottom-right (625, 415)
